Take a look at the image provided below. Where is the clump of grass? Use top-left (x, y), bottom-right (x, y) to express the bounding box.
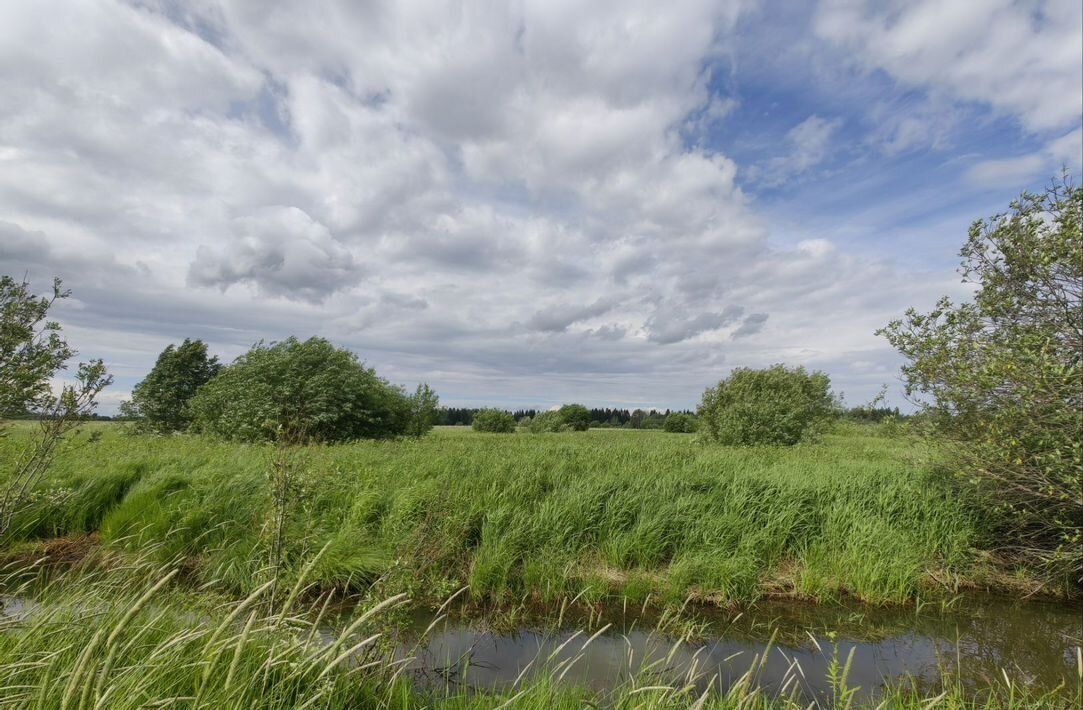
top-left (0, 547), bottom-right (412, 709)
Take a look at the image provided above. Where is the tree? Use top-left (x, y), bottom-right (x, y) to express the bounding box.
top-left (698, 365), bottom-right (835, 446)
top-left (472, 408), bottom-right (516, 433)
top-left (0, 276), bottom-right (112, 538)
top-left (663, 412), bottom-right (697, 433)
top-left (557, 403), bottom-right (591, 431)
top-left (405, 383), bottom-right (440, 438)
top-left (0, 276), bottom-right (73, 416)
top-left (879, 177), bottom-right (1082, 585)
top-left (121, 338), bottom-right (220, 433)
top-left (188, 337), bottom-right (411, 443)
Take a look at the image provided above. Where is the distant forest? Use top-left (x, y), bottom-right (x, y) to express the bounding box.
top-left (443, 407), bottom-right (691, 428)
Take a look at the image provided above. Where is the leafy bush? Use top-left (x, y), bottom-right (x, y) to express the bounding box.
top-left (557, 404), bottom-right (591, 431)
top-left (663, 412), bottom-right (697, 433)
top-left (879, 178), bottom-right (1082, 586)
top-left (698, 365), bottom-right (835, 446)
top-left (528, 405), bottom-right (591, 433)
top-left (188, 337), bottom-right (411, 443)
top-left (528, 410), bottom-right (566, 433)
top-left (121, 339), bottom-right (220, 433)
top-left (472, 409), bottom-right (516, 433)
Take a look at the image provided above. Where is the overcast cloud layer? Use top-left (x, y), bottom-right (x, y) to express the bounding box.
top-left (2, 0), bottom-right (1081, 413)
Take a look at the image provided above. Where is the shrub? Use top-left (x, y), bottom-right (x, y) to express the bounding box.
top-left (663, 412), bottom-right (697, 433)
top-left (528, 410), bottom-right (566, 433)
top-left (698, 365), bottom-right (835, 446)
top-left (121, 338), bottom-right (220, 433)
top-left (879, 177), bottom-right (1082, 585)
top-left (557, 404), bottom-right (591, 431)
top-left (188, 337), bottom-right (411, 443)
top-left (472, 409), bottom-right (516, 433)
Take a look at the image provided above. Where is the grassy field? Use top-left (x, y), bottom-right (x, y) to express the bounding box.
top-left (0, 422), bottom-right (997, 608)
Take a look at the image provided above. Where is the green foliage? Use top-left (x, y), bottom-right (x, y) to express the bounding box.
top-left (698, 365), bottom-right (836, 446)
top-left (187, 337), bottom-right (411, 443)
top-left (528, 410), bottom-right (566, 433)
top-left (404, 383), bottom-right (440, 438)
top-left (663, 412), bottom-right (697, 433)
top-left (121, 339), bottom-right (220, 433)
top-left (879, 177), bottom-right (1083, 586)
top-left (557, 403), bottom-right (591, 431)
top-left (471, 408), bottom-right (517, 433)
top-left (0, 275), bottom-right (74, 416)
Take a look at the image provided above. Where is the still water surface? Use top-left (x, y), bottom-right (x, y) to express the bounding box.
top-left (390, 596), bottom-right (1081, 702)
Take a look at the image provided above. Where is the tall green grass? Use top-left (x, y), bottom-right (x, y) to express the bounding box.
top-left (0, 423), bottom-right (988, 606)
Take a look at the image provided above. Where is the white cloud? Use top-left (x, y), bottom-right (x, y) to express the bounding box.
top-left (0, 0), bottom-right (1020, 412)
top-left (814, 0), bottom-right (1083, 134)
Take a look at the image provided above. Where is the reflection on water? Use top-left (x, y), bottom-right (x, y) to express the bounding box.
top-left (394, 596), bottom-right (1082, 702)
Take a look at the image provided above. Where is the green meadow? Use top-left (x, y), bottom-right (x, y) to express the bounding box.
top-left (1, 422), bottom-right (993, 608)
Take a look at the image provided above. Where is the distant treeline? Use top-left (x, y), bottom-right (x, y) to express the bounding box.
top-left (438, 407), bottom-right (696, 428)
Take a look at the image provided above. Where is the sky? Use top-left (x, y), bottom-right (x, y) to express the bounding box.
top-left (1, 0), bottom-right (1081, 415)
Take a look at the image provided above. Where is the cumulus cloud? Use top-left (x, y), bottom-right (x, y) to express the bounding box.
top-left (188, 207), bottom-right (361, 302)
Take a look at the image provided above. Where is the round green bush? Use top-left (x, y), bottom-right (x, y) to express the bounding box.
top-left (698, 365), bottom-right (836, 446)
top-left (471, 409), bottom-right (517, 433)
top-left (557, 404), bottom-right (591, 431)
top-left (188, 337), bottom-right (411, 443)
top-left (663, 412), bottom-right (697, 433)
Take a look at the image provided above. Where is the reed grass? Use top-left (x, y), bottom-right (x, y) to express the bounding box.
top-left (0, 422), bottom-right (999, 607)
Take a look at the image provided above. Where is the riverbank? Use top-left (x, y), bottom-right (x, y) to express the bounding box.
top-left (1, 554), bottom-right (1079, 708)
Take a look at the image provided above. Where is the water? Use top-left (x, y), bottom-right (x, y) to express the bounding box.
top-left (391, 596), bottom-right (1082, 702)
top-left (5, 590), bottom-right (1079, 702)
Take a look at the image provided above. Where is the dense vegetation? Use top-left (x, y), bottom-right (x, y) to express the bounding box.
top-left (187, 337), bottom-right (414, 443)
top-left (0, 423), bottom-right (991, 607)
top-left (881, 178), bottom-right (1082, 586)
top-left (471, 408), bottom-right (517, 433)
